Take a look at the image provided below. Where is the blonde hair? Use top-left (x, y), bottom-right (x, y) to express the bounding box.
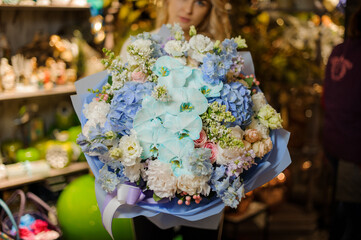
top-left (155, 0), bottom-right (232, 40)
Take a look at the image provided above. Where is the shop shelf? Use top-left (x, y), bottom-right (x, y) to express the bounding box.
top-left (0, 3), bottom-right (90, 11)
top-left (0, 161), bottom-right (89, 190)
top-left (0, 84), bottom-right (76, 101)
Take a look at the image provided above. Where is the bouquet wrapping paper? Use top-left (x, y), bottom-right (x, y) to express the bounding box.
top-left (71, 25), bottom-right (291, 237)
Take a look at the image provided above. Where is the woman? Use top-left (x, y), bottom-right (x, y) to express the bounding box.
top-left (156, 0), bottom-right (231, 40)
top-left (120, 0), bottom-right (231, 58)
top-left (128, 1), bottom-right (232, 239)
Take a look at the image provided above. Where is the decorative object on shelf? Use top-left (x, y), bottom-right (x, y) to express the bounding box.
top-left (1, 141), bottom-right (23, 163)
top-left (2, 0), bottom-right (19, 5)
top-left (53, 128), bottom-right (82, 162)
top-left (4, 160), bottom-right (50, 179)
top-left (11, 54), bottom-right (36, 92)
top-left (15, 147), bottom-right (40, 163)
top-left (19, 0), bottom-right (35, 6)
top-left (0, 190), bottom-right (62, 240)
top-left (45, 142), bottom-right (71, 169)
top-left (0, 58), bottom-right (16, 92)
top-left (71, 0), bottom-right (88, 7)
top-left (13, 103), bottom-right (45, 146)
top-left (52, 0), bottom-right (71, 5)
top-left (36, 0), bottom-right (50, 6)
top-left (55, 101), bottom-right (77, 130)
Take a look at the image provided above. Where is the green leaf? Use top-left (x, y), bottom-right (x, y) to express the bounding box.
top-left (108, 75), bottom-right (113, 85)
top-left (244, 77), bottom-right (254, 87)
top-left (153, 193), bottom-right (162, 202)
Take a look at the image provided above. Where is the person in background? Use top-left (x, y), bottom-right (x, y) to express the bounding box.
top-left (323, 4), bottom-right (361, 240)
top-left (122, 0), bottom-right (232, 239)
top-left (120, 0), bottom-right (231, 58)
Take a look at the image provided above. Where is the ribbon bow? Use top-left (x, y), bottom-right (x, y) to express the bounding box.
top-left (101, 183), bottom-right (164, 239)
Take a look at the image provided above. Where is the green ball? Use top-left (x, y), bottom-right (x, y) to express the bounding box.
top-left (15, 147), bottom-right (40, 162)
top-left (57, 175), bottom-right (134, 240)
top-left (68, 126), bottom-right (82, 143)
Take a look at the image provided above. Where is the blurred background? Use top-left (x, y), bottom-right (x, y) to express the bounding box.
top-left (0, 0), bottom-right (357, 239)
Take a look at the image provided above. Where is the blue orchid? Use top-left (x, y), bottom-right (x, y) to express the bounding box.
top-left (163, 111), bottom-right (203, 140)
top-left (185, 69), bottom-right (223, 98)
top-left (165, 87), bottom-right (208, 115)
top-left (153, 56), bottom-right (192, 88)
top-left (158, 137), bottom-right (194, 177)
top-left (134, 119), bottom-right (177, 159)
top-left (133, 96), bottom-right (167, 129)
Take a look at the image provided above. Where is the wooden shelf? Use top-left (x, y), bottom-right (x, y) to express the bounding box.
top-left (0, 162), bottom-right (89, 190)
top-left (0, 84), bottom-right (76, 101)
top-left (0, 3), bottom-right (90, 10)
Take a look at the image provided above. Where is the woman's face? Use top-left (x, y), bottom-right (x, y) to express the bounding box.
top-left (167, 0), bottom-right (211, 32)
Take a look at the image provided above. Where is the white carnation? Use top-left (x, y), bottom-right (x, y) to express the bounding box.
top-left (123, 162), bottom-right (142, 182)
top-left (118, 134), bottom-right (142, 167)
top-left (177, 174), bottom-right (211, 196)
top-left (82, 100), bottom-right (110, 139)
top-left (83, 99), bottom-right (110, 124)
top-left (146, 160), bottom-right (177, 198)
top-left (248, 118), bottom-right (269, 139)
top-left (188, 34), bottom-right (214, 62)
top-left (164, 40), bottom-right (189, 57)
top-left (252, 92), bottom-right (267, 112)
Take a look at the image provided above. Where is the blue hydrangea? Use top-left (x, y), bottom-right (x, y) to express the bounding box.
top-left (97, 164), bottom-right (121, 193)
top-left (221, 188), bottom-right (239, 208)
top-left (99, 153), bottom-right (123, 170)
top-left (184, 148), bottom-right (213, 176)
top-left (201, 53), bottom-right (232, 85)
top-left (221, 39), bottom-right (238, 60)
top-left (106, 81), bottom-right (155, 135)
top-left (76, 133), bottom-right (90, 153)
top-left (209, 82), bottom-right (253, 128)
top-left (88, 142), bottom-right (108, 156)
top-left (210, 165), bottom-right (245, 208)
top-left (88, 124), bottom-right (105, 141)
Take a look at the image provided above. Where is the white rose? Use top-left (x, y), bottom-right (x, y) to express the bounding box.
top-left (188, 34), bottom-right (214, 62)
top-left (252, 92), bottom-right (267, 112)
top-left (164, 40), bottom-right (189, 57)
top-left (118, 134), bottom-right (142, 166)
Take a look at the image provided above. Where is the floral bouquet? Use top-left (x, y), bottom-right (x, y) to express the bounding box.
top-left (71, 24), bottom-right (291, 237)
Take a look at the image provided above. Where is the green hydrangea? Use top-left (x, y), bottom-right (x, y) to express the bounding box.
top-left (257, 104), bottom-right (283, 129)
